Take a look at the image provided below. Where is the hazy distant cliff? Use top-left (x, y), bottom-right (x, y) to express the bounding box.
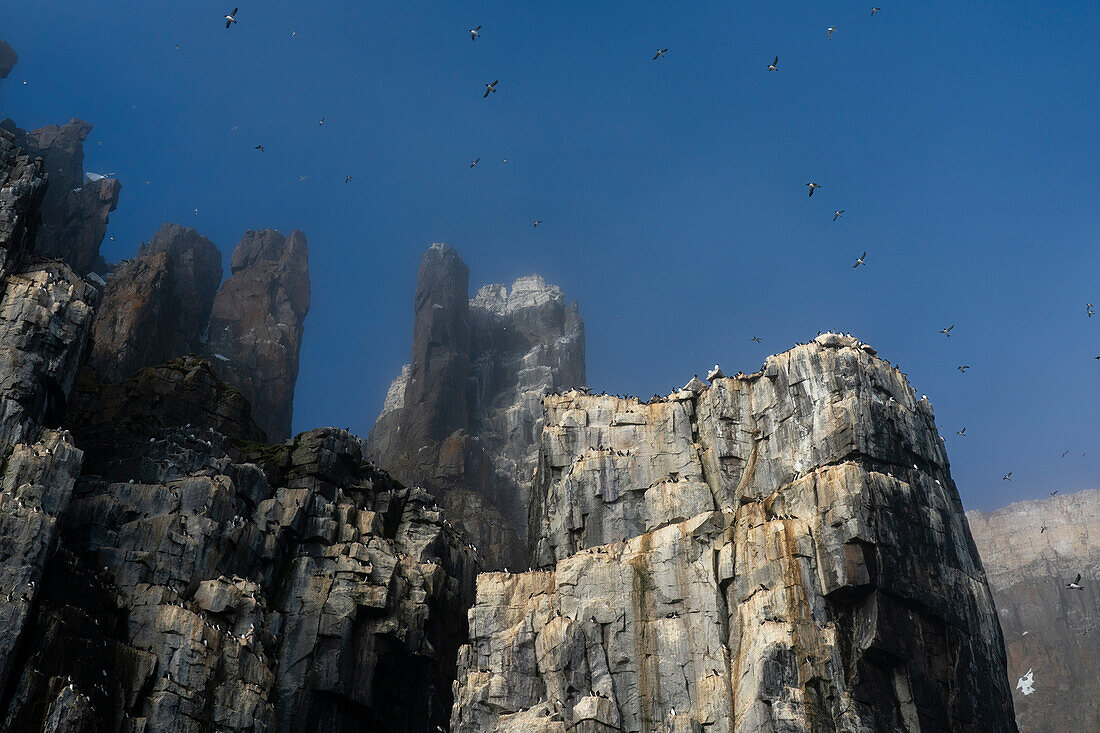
top-left (968, 491), bottom-right (1100, 733)
top-left (453, 334), bottom-right (1018, 732)
top-left (367, 243), bottom-right (585, 570)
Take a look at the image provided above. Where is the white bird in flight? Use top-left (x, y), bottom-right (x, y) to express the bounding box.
top-left (1002, 472), bottom-right (1012, 481)
top-left (871, 7), bottom-right (881, 16)
top-left (807, 182), bottom-right (821, 197)
top-left (484, 80), bottom-right (498, 98)
top-left (768, 56), bottom-right (779, 71)
top-left (653, 48), bottom-right (668, 60)
top-left (827, 26), bottom-right (838, 39)
top-left (225, 8), bottom-right (238, 29)
top-left (1016, 669), bottom-right (1035, 696)
top-left (1067, 573), bottom-right (1084, 591)
top-left (533, 220), bottom-right (543, 228)
top-left (470, 25), bottom-right (482, 41)
top-left (853, 252), bottom-right (866, 268)
top-left (469, 158), bottom-right (479, 168)
top-left (833, 210), bottom-right (845, 221)
top-left (940, 325), bottom-right (954, 337)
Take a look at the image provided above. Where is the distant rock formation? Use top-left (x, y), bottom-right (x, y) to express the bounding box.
top-left (87, 223), bottom-right (222, 382)
top-left (367, 243), bottom-right (585, 570)
top-left (206, 229), bottom-right (311, 441)
top-left (0, 127), bottom-right (46, 279)
top-left (968, 490), bottom-right (1100, 733)
top-left (0, 118), bottom-right (120, 275)
top-left (452, 334), bottom-right (1018, 732)
top-left (0, 41), bottom-right (16, 80)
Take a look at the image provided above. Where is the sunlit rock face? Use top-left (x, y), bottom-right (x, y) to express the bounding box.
top-left (453, 334), bottom-right (1018, 733)
top-left (368, 243), bottom-right (585, 571)
top-left (968, 490), bottom-right (1100, 733)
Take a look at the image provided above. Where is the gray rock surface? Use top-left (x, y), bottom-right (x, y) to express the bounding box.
top-left (454, 334), bottom-right (1018, 733)
top-left (0, 41), bottom-right (16, 80)
top-left (0, 127), bottom-right (46, 281)
top-left (207, 229), bottom-right (311, 441)
top-left (968, 490), bottom-right (1100, 733)
top-left (368, 244), bottom-right (585, 570)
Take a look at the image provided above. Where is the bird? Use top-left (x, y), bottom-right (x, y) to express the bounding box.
top-left (833, 210), bottom-right (845, 221)
top-left (752, 337), bottom-right (762, 343)
top-left (1002, 472), bottom-right (1012, 481)
top-left (871, 7), bottom-right (881, 15)
top-left (956, 427), bottom-right (966, 436)
top-left (827, 26), bottom-right (838, 39)
top-left (653, 48), bottom-right (669, 60)
top-left (1040, 526), bottom-right (1048, 533)
top-left (1088, 303), bottom-right (1094, 318)
top-left (1067, 573), bottom-right (1084, 591)
top-left (957, 365), bottom-right (970, 373)
top-left (484, 80), bottom-right (498, 97)
top-left (768, 56), bottom-right (779, 71)
top-left (940, 325), bottom-right (954, 337)
top-left (254, 145), bottom-right (264, 152)
top-left (470, 25), bottom-right (482, 41)
top-left (225, 8), bottom-right (238, 29)
top-left (853, 252), bottom-right (867, 268)
top-left (318, 117), bottom-right (326, 126)
top-left (1050, 490), bottom-right (1059, 496)
top-left (1062, 450), bottom-right (1070, 458)
top-left (345, 176), bottom-right (352, 183)
top-left (807, 182), bottom-right (822, 196)
top-left (533, 220), bottom-right (543, 228)
top-left (1016, 669), bottom-right (1035, 696)
top-left (291, 30), bottom-right (299, 38)
top-left (469, 158), bottom-right (479, 168)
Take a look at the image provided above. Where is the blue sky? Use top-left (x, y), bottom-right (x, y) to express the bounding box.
top-left (2, 1), bottom-right (1097, 511)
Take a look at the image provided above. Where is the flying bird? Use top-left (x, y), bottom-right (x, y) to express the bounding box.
top-left (345, 176), bottom-right (352, 183)
top-left (225, 8), bottom-right (238, 29)
top-left (871, 7), bottom-right (881, 15)
top-left (653, 48), bottom-right (668, 60)
top-left (533, 220), bottom-right (543, 228)
top-left (470, 158), bottom-right (479, 168)
top-left (1040, 526), bottom-right (1048, 533)
top-left (1087, 303), bottom-right (1094, 318)
top-left (833, 210), bottom-right (845, 221)
top-left (1062, 450), bottom-right (1070, 458)
top-left (319, 117), bottom-right (325, 126)
top-left (768, 56), bottom-right (779, 71)
top-left (291, 31), bottom-right (299, 38)
top-left (1016, 669), bottom-right (1035, 696)
top-left (807, 182), bottom-right (822, 196)
top-left (484, 80), bottom-right (498, 97)
top-left (940, 325), bottom-right (954, 337)
top-left (957, 365), bottom-right (970, 373)
top-left (254, 145), bottom-right (264, 152)
top-left (752, 337), bottom-right (762, 343)
top-left (1050, 490), bottom-right (1059, 496)
top-left (1002, 472), bottom-right (1012, 481)
top-left (1067, 573), bottom-right (1084, 591)
top-left (827, 26), bottom-right (838, 39)
top-left (956, 428), bottom-right (966, 436)
top-left (853, 252), bottom-right (866, 268)
top-left (470, 25), bottom-right (482, 41)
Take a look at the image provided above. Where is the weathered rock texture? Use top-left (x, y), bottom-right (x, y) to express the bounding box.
top-left (368, 243), bottom-right (585, 570)
top-left (0, 118), bottom-right (120, 275)
top-left (86, 223), bottom-right (221, 382)
top-left (0, 127), bottom-right (46, 281)
top-left (0, 41), bottom-right (16, 80)
top-left (453, 333), bottom-right (1017, 732)
top-left (207, 229), bottom-right (311, 441)
top-left (968, 491), bottom-right (1100, 733)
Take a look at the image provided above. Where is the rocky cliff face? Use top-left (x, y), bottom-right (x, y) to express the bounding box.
top-left (0, 118), bottom-right (120, 276)
top-left (368, 243), bottom-right (585, 570)
top-left (0, 127), bottom-right (46, 280)
top-left (0, 41), bottom-right (16, 80)
top-left (968, 491), bottom-right (1100, 733)
top-left (87, 223), bottom-right (222, 382)
top-left (206, 229), bottom-right (311, 441)
top-left (452, 333), bottom-right (1017, 732)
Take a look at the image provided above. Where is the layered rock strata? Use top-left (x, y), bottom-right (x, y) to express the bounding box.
top-left (968, 491), bottom-right (1100, 733)
top-left (368, 243), bottom-right (585, 570)
top-left (453, 333), bottom-right (1018, 732)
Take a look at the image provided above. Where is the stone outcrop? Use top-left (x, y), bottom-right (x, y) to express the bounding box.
top-left (968, 491), bottom-right (1100, 733)
top-left (453, 334), bottom-right (1018, 732)
top-left (86, 223), bottom-right (221, 381)
top-left (0, 118), bottom-right (120, 275)
top-left (0, 41), bottom-right (16, 80)
top-left (0, 127), bottom-right (46, 281)
top-left (207, 229), bottom-right (310, 441)
top-left (368, 243), bottom-right (585, 570)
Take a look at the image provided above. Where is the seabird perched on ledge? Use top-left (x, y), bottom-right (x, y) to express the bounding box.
top-left (707, 364), bottom-right (725, 381)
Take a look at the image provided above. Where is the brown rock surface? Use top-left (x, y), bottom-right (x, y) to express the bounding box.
top-left (968, 490), bottom-right (1100, 733)
top-left (206, 229), bottom-right (310, 441)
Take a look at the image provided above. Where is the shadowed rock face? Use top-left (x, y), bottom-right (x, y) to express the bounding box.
top-left (453, 334), bottom-right (1018, 733)
top-left (0, 41), bottom-right (16, 80)
top-left (968, 491), bottom-right (1100, 733)
top-left (368, 243), bottom-right (586, 571)
top-left (0, 127), bottom-right (46, 280)
top-left (207, 229), bottom-right (311, 441)
top-left (86, 223), bottom-right (221, 381)
top-left (0, 118), bottom-right (120, 275)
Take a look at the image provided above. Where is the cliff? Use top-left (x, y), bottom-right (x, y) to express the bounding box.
top-left (452, 333), bottom-right (1018, 732)
top-left (368, 243), bottom-right (585, 570)
top-left (968, 491), bottom-right (1100, 733)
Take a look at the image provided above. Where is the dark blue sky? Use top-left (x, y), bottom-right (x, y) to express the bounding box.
top-left (2, 1), bottom-right (1097, 511)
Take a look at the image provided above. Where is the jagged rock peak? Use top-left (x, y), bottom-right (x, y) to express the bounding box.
top-left (471, 274), bottom-right (565, 315)
top-left (0, 40), bottom-right (17, 80)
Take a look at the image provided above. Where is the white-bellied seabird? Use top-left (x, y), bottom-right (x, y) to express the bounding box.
top-left (1002, 472), bottom-right (1012, 481)
top-left (470, 157), bottom-right (479, 168)
top-left (1016, 669), bottom-right (1034, 696)
top-left (484, 80), bottom-right (498, 97)
top-left (345, 176), bottom-right (352, 183)
top-left (807, 182), bottom-right (822, 196)
top-left (827, 26), bottom-right (837, 39)
top-left (225, 8), bottom-right (238, 28)
top-left (940, 325), bottom-right (954, 337)
top-left (470, 25), bottom-right (482, 41)
top-left (769, 56), bottom-right (778, 71)
top-left (956, 427), bottom-right (966, 436)
top-left (871, 7), bottom-right (880, 15)
top-left (1088, 303), bottom-right (1094, 317)
top-left (1051, 490), bottom-right (1059, 496)
top-left (533, 219), bottom-right (543, 227)
top-left (1067, 573), bottom-right (1084, 590)
top-left (707, 365), bottom-right (725, 381)
top-left (833, 209), bottom-right (845, 221)
top-left (1040, 526), bottom-right (1048, 533)
top-left (853, 252), bottom-right (866, 268)
top-left (752, 336), bottom-right (762, 343)
top-left (653, 48), bottom-right (668, 60)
